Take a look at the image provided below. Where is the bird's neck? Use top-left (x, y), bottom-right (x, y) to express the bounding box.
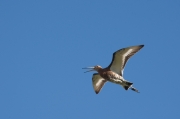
top-left (97, 68), bottom-right (109, 74)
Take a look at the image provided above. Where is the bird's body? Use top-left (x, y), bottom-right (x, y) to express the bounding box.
top-left (83, 45), bottom-right (144, 94)
top-left (97, 68), bottom-right (124, 85)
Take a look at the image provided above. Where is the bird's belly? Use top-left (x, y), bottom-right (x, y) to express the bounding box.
top-left (105, 73), bottom-right (125, 85)
top-left (108, 78), bottom-right (124, 85)
top-left (100, 71), bottom-right (126, 85)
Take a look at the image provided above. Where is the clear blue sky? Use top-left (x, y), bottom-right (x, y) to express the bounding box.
top-left (0, 0), bottom-right (180, 119)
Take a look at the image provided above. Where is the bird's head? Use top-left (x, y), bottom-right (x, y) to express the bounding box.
top-left (82, 65), bottom-right (102, 73)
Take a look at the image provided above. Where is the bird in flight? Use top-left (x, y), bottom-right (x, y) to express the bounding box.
top-left (83, 45), bottom-right (144, 94)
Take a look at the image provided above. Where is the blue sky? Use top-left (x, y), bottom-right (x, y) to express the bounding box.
top-left (0, 0), bottom-right (180, 119)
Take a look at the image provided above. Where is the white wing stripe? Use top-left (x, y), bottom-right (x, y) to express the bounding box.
top-left (123, 49), bottom-right (133, 57)
top-left (96, 79), bottom-right (103, 87)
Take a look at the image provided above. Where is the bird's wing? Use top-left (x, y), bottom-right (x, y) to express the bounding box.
top-left (92, 73), bottom-right (106, 94)
top-left (107, 45), bottom-right (144, 76)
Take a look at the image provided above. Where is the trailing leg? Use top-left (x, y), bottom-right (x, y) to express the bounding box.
top-left (130, 86), bottom-right (139, 93)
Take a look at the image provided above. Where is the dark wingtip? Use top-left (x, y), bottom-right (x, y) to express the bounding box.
top-left (95, 91), bottom-right (99, 94)
top-left (140, 44), bottom-right (144, 47)
top-left (124, 86), bottom-right (129, 90)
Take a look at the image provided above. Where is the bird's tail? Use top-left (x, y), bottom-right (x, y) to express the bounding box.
top-left (123, 81), bottom-right (139, 93)
top-left (123, 81), bottom-right (133, 90)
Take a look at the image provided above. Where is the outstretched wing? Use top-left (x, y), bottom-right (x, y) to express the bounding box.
top-left (107, 45), bottom-right (144, 76)
top-left (92, 73), bottom-right (106, 94)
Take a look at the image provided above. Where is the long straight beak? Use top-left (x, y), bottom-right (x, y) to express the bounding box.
top-left (82, 67), bottom-right (95, 73)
